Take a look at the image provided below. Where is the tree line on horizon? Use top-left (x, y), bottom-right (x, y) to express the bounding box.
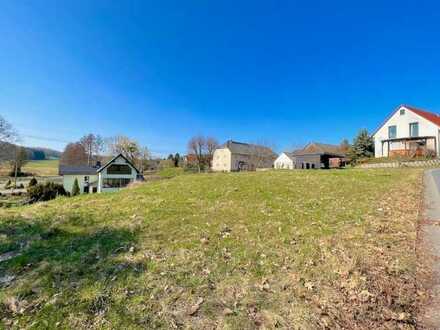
top-left (60, 134), bottom-right (150, 172)
top-left (60, 134), bottom-right (222, 173)
top-left (1, 113), bottom-right (375, 176)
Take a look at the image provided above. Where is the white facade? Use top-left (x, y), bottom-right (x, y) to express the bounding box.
top-left (274, 153), bottom-right (295, 169)
top-left (63, 174), bottom-right (99, 194)
top-left (373, 105), bottom-right (440, 158)
top-left (212, 148), bottom-right (232, 172)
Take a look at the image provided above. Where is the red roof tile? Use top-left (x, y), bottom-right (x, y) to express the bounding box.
top-left (404, 104), bottom-right (440, 127)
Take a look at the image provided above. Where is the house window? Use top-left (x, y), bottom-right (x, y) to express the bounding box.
top-left (409, 122), bottom-right (419, 137)
top-left (388, 125), bottom-right (397, 139)
top-left (107, 164), bottom-right (132, 175)
top-left (102, 178), bottom-right (131, 188)
top-left (400, 109), bottom-right (405, 115)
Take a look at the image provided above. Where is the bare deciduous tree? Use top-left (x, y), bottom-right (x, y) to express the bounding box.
top-left (187, 135), bottom-right (220, 171)
top-left (0, 115), bottom-right (17, 143)
top-left (0, 115), bottom-right (18, 161)
top-left (60, 143), bottom-right (88, 166)
top-left (138, 146), bottom-right (151, 173)
top-left (9, 146), bottom-right (28, 175)
top-left (79, 133), bottom-right (104, 165)
top-left (188, 136), bottom-right (207, 172)
top-left (339, 139), bottom-right (351, 153)
top-left (206, 137), bottom-right (219, 167)
top-left (106, 135), bottom-right (141, 164)
top-left (0, 115), bottom-right (25, 188)
top-left (248, 141), bottom-right (277, 169)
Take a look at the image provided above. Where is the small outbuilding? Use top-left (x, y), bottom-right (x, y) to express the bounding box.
top-left (274, 151), bottom-right (298, 169)
top-left (275, 142), bottom-right (346, 169)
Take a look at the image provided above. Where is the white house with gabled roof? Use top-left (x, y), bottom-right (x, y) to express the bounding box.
top-left (373, 105), bottom-right (440, 158)
top-left (59, 153), bottom-right (142, 194)
top-left (274, 152), bottom-right (296, 169)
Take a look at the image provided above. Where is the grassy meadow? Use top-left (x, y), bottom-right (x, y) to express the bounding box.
top-left (22, 160), bottom-right (59, 177)
top-left (0, 169), bottom-right (424, 329)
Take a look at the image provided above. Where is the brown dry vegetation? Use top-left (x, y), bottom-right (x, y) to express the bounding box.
top-left (0, 169), bottom-right (427, 329)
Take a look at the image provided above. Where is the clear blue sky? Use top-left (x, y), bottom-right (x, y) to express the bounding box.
top-left (1, 1), bottom-right (440, 156)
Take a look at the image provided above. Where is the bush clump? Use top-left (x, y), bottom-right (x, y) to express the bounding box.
top-left (4, 180), bottom-right (11, 190)
top-left (28, 177), bottom-right (38, 187)
top-left (28, 182), bottom-right (68, 203)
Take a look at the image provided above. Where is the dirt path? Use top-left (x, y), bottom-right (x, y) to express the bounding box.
top-left (420, 169), bottom-right (440, 328)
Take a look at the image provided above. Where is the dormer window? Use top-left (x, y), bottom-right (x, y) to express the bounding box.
top-left (400, 109), bottom-right (405, 115)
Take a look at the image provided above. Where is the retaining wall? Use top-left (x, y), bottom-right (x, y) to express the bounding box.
top-left (357, 159), bottom-right (440, 169)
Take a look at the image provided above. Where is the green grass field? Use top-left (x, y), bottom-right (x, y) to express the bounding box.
top-left (0, 169), bottom-right (423, 329)
top-left (22, 159), bottom-right (59, 176)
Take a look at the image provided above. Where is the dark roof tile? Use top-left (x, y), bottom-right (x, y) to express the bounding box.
top-left (59, 165), bottom-right (97, 175)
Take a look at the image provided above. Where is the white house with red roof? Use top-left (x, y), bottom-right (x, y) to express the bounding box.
top-left (373, 105), bottom-right (440, 158)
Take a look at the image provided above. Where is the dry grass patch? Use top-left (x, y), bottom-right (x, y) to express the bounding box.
top-left (0, 169), bottom-right (424, 329)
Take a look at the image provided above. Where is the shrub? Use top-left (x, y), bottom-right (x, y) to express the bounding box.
top-left (28, 177), bottom-right (38, 187)
top-left (28, 182), bottom-right (68, 203)
top-left (4, 180), bottom-right (11, 190)
top-left (71, 178), bottom-right (80, 196)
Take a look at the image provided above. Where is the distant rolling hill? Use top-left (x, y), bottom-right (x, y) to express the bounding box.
top-left (26, 146), bottom-right (61, 160)
top-left (0, 142), bottom-right (61, 160)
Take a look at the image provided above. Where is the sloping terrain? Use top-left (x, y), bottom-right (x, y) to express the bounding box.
top-left (0, 169), bottom-right (423, 329)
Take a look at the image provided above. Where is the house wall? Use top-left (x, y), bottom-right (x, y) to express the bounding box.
top-left (98, 155), bottom-right (138, 192)
top-left (212, 148), bottom-right (275, 172)
top-left (230, 153), bottom-right (274, 171)
top-left (274, 153), bottom-right (295, 169)
top-left (374, 106), bottom-right (440, 157)
top-left (295, 155), bottom-right (321, 169)
top-left (230, 153), bottom-right (252, 171)
top-left (63, 174), bottom-right (98, 194)
top-left (212, 148), bottom-right (232, 172)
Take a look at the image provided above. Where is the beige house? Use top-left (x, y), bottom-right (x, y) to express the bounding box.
top-left (212, 140), bottom-right (276, 172)
top-left (59, 154), bottom-right (141, 194)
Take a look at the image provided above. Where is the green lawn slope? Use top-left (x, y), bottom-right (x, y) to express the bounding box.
top-left (0, 169), bottom-right (423, 329)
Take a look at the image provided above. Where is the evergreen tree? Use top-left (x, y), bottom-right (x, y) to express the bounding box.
top-left (72, 178), bottom-right (80, 196)
top-left (349, 129), bottom-right (374, 162)
top-left (174, 153), bottom-right (180, 167)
